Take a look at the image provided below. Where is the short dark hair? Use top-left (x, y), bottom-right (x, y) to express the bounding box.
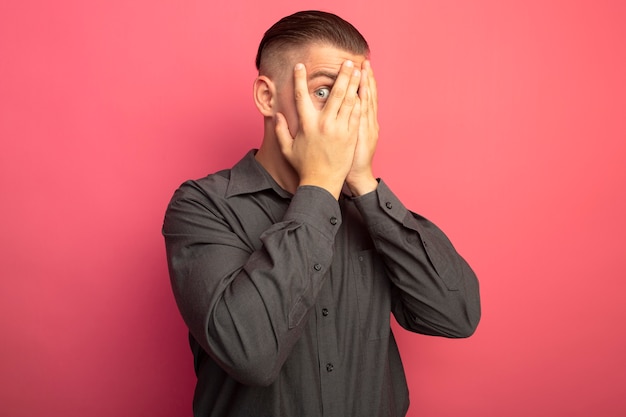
top-left (255, 10), bottom-right (370, 72)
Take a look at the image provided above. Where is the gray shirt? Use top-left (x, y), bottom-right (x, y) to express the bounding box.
top-left (163, 150), bottom-right (480, 417)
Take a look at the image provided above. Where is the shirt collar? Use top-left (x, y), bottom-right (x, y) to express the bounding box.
top-left (226, 149), bottom-right (292, 199)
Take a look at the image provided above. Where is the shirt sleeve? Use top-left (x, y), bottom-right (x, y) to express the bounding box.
top-left (352, 180), bottom-right (481, 338)
top-left (163, 182), bottom-right (341, 386)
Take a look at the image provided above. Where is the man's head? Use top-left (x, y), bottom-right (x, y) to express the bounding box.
top-left (252, 11), bottom-right (375, 192)
top-left (255, 10), bottom-right (369, 77)
top-left (253, 11), bottom-right (370, 123)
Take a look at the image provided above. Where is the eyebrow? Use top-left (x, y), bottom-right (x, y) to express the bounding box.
top-left (308, 70), bottom-right (338, 82)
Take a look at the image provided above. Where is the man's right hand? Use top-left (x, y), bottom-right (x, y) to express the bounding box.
top-left (275, 60), bottom-right (362, 199)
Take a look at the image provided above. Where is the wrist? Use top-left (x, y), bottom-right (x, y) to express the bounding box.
top-left (346, 174), bottom-right (378, 197)
top-left (299, 176), bottom-right (344, 200)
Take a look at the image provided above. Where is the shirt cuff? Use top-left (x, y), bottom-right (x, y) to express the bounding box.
top-left (283, 185), bottom-right (342, 240)
top-left (353, 179), bottom-right (408, 229)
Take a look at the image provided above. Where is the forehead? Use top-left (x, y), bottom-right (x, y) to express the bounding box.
top-left (279, 43), bottom-right (367, 75)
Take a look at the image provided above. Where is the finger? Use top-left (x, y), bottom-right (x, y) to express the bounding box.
top-left (357, 67), bottom-right (369, 135)
top-left (362, 61), bottom-right (379, 134)
top-left (348, 97), bottom-right (362, 138)
top-left (364, 61), bottom-right (378, 113)
top-left (322, 60), bottom-right (355, 118)
top-left (293, 63), bottom-right (315, 129)
top-left (337, 67), bottom-right (362, 122)
top-left (359, 66), bottom-right (370, 117)
top-left (274, 112), bottom-right (294, 158)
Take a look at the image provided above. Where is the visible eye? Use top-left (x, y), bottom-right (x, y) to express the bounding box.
top-left (313, 87), bottom-right (331, 100)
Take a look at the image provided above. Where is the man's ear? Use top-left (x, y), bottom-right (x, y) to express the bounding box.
top-left (253, 75), bottom-right (276, 117)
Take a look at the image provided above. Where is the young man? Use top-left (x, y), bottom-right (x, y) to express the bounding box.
top-left (163, 10), bottom-right (480, 417)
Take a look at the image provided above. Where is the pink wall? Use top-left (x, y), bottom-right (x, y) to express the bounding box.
top-left (1, 1), bottom-right (625, 416)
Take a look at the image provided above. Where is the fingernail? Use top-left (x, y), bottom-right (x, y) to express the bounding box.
top-left (346, 60), bottom-right (354, 67)
top-left (295, 63), bottom-right (304, 70)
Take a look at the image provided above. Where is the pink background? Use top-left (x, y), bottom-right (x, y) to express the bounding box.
top-left (1, 0), bottom-right (625, 416)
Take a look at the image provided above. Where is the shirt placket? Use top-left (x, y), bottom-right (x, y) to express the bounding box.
top-left (316, 266), bottom-right (342, 416)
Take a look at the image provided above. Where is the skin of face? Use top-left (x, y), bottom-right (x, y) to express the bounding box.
top-left (271, 44), bottom-right (367, 138)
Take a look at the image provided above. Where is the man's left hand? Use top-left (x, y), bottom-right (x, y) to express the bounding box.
top-left (346, 60), bottom-right (380, 196)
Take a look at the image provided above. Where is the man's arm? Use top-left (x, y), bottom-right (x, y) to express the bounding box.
top-left (163, 181), bottom-right (341, 386)
top-left (354, 183), bottom-right (481, 337)
top-left (348, 62), bottom-right (480, 336)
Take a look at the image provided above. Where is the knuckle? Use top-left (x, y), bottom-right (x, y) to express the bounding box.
top-left (332, 87), bottom-right (346, 99)
top-left (343, 94), bottom-right (357, 106)
top-left (320, 119), bottom-right (333, 133)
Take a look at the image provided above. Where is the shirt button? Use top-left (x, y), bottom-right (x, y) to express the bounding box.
top-left (330, 216), bottom-right (338, 225)
top-left (313, 263), bottom-right (322, 271)
top-left (322, 308), bottom-right (329, 317)
top-left (326, 363), bottom-right (334, 372)
top-left (385, 202), bottom-right (393, 209)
